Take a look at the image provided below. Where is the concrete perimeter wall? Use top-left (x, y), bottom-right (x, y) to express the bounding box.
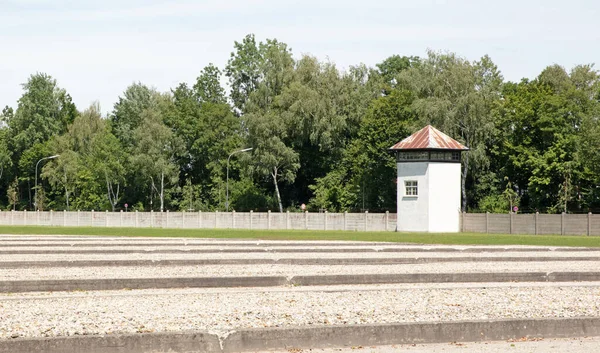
top-left (0, 210), bottom-right (397, 232)
top-left (462, 212), bottom-right (598, 236)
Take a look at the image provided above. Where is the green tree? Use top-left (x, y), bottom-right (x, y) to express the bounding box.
top-left (7, 178), bottom-right (18, 210)
top-left (246, 112), bottom-right (299, 212)
top-left (493, 64), bottom-right (600, 212)
top-left (164, 66), bottom-right (242, 209)
top-left (131, 106), bottom-right (182, 212)
top-left (194, 64), bottom-right (226, 104)
top-left (399, 51), bottom-right (503, 211)
top-left (111, 83), bottom-right (158, 148)
top-left (225, 34), bottom-right (264, 112)
top-left (8, 73), bottom-right (76, 162)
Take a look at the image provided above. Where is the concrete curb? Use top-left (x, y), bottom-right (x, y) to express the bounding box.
top-left (1, 256), bottom-right (600, 268)
top-left (0, 276), bottom-right (288, 293)
top-left (3, 272), bottom-right (600, 293)
top-left (2, 317), bottom-right (600, 353)
top-left (0, 331), bottom-right (220, 353)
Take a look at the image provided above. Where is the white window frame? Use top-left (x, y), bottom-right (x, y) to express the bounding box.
top-left (405, 180), bottom-right (418, 196)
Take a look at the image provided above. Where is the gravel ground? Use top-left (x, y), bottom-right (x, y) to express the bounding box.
top-left (267, 337), bottom-right (600, 353)
top-left (0, 245), bottom-right (579, 251)
top-left (1, 261), bottom-right (600, 280)
top-left (1, 286), bottom-right (600, 339)
top-left (1, 251), bottom-right (600, 262)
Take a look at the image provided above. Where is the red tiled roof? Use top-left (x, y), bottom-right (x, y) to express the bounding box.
top-left (389, 125), bottom-right (468, 150)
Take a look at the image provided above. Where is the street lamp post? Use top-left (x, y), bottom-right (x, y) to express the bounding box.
top-left (34, 154), bottom-right (60, 211)
top-left (226, 147), bottom-right (253, 212)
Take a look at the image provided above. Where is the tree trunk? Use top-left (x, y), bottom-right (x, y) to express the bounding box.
top-left (64, 172), bottom-right (70, 211)
top-left (272, 168), bottom-right (283, 213)
top-left (160, 172), bottom-right (164, 212)
top-left (105, 172), bottom-right (119, 212)
top-left (65, 186), bottom-right (70, 211)
top-left (461, 152), bottom-right (469, 212)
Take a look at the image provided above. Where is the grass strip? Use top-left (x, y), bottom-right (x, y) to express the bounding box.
top-left (1, 226), bottom-right (600, 247)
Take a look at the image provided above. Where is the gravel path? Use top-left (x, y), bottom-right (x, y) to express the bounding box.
top-left (1, 261), bottom-right (600, 280)
top-left (3, 251), bottom-right (600, 262)
top-left (0, 245), bottom-right (581, 251)
top-left (1, 286), bottom-right (599, 339)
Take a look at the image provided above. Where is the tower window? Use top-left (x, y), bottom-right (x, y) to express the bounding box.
top-left (405, 180), bottom-right (418, 196)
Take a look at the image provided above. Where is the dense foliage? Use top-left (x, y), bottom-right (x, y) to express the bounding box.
top-left (1, 34), bottom-right (599, 214)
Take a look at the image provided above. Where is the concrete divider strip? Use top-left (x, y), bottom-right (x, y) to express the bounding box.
top-left (0, 276), bottom-right (288, 293)
top-left (0, 331), bottom-right (221, 353)
top-left (2, 317), bottom-right (600, 353)
top-left (3, 272), bottom-right (600, 293)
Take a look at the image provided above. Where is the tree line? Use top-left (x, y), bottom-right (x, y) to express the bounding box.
top-left (1, 34), bottom-right (599, 214)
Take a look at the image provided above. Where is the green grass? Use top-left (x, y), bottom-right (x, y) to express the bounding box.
top-left (1, 226), bottom-right (600, 247)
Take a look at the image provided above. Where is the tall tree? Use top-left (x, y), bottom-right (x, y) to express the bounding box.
top-left (131, 106), bottom-right (182, 212)
top-left (164, 65), bottom-right (242, 209)
top-left (246, 111), bottom-right (299, 212)
top-left (111, 83), bottom-right (158, 148)
top-left (398, 51), bottom-right (503, 211)
top-left (8, 73), bottom-right (76, 161)
top-left (225, 34), bottom-right (263, 113)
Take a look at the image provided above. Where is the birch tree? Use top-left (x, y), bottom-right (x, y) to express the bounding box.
top-left (131, 107), bottom-right (181, 212)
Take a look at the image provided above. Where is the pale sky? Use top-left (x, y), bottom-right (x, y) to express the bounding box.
top-left (1, 0), bottom-right (599, 114)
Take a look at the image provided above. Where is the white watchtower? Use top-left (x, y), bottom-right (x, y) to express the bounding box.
top-left (389, 126), bottom-right (468, 232)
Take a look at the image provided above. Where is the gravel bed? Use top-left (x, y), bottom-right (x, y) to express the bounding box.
top-left (1, 286), bottom-right (599, 339)
top-left (2, 262), bottom-right (600, 280)
top-left (0, 240), bottom-right (385, 246)
top-left (1, 235), bottom-right (590, 249)
top-left (1, 251), bottom-right (599, 262)
top-left (4, 282), bottom-right (600, 300)
top-left (0, 244), bottom-right (576, 251)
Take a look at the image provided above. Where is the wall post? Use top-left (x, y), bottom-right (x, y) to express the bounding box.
top-left (120, 210), bottom-right (123, 227)
top-left (249, 210), bottom-right (253, 230)
top-left (10, 210), bottom-right (13, 226)
top-left (166, 210), bottom-right (169, 229)
top-left (343, 211), bottom-right (347, 231)
top-left (364, 211), bottom-right (369, 232)
top-left (461, 212), bottom-right (465, 232)
top-left (267, 210), bottom-right (271, 230)
top-left (232, 210), bottom-right (236, 229)
top-left (135, 210), bottom-right (139, 228)
top-left (215, 211), bottom-right (218, 229)
top-left (535, 212), bottom-right (539, 235)
top-left (509, 212), bottom-right (513, 234)
top-left (23, 209), bottom-right (27, 226)
top-left (37, 210), bottom-right (41, 226)
top-left (485, 212), bottom-right (489, 234)
top-left (588, 212), bottom-right (592, 236)
top-left (50, 210), bottom-right (53, 226)
top-left (150, 210), bottom-right (154, 228)
top-left (64, 210), bottom-right (67, 227)
top-left (198, 211), bottom-right (202, 229)
top-left (385, 211), bottom-right (389, 231)
top-left (286, 211), bottom-right (290, 230)
top-left (324, 211), bottom-right (328, 230)
top-left (77, 210), bottom-right (80, 227)
top-left (105, 210), bottom-right (109, 227)
top-left (305, 211), bottom-right (308, 230)
top-left (561, 212), bottom-right (566, 235)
